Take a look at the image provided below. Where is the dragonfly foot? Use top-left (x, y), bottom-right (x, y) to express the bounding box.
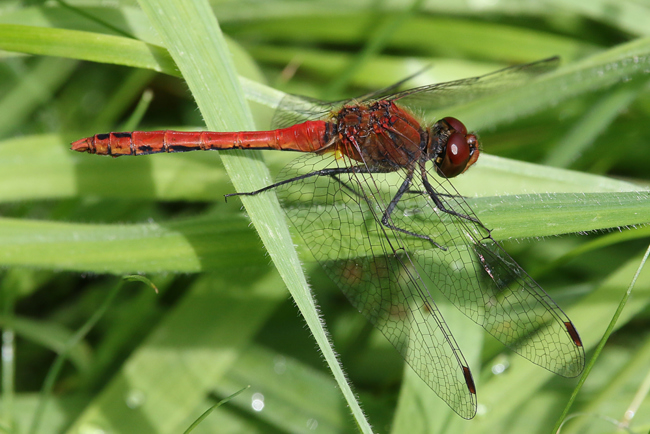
top-left (224, 190), bottom-right (262, 202)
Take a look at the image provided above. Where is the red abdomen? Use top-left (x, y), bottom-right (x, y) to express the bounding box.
top-left (71, 121), bottom-right (332, 156)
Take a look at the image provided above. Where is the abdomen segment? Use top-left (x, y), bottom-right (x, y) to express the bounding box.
top-left (71, 121), bottom-right (331, 156)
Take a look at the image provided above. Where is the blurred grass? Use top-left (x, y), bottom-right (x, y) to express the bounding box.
top-left (1, 1), bottom-right (650, 433)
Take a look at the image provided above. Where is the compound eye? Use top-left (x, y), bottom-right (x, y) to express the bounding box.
top-left (443, 117), bottom-right (467, 136)
top-left (438, 133), bottom-right (470, 178)
top-left (447, 133), bottom-right (470, 166)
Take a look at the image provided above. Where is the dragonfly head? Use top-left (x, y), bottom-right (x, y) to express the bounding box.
top-left (430, 117), bottom-right (479, 178)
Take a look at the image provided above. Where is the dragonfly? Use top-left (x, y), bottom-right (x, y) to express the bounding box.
top-left (71, 57), bottom-right (584, 419)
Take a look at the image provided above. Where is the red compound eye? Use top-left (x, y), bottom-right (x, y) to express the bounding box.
top-left (447, 133), bottom-right (470, 166)
top-left (443, 117), bottom-right (467, 136)
top-left (438, 132), bottom-right (471, 178)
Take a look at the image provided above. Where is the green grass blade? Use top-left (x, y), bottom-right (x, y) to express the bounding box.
top-left (0, 213), bottom-right (265, 273)
top-left (542, 80), bottom-right (649, 168)
top-left (0, 315), bottom-right (91, 371)
top-left (212, 344), bottom-right (358, 432)
top-left (553, 243), bottom-right (650, 432)
top-left (134, 0), bottom-right (371, 431)
top-left (183, 386), bottom-right (249, 434)
top-left (0, 23), bottom-right (284, 109)
top-left (546, 0), bottom-right (650, 37)
top-left (28, 278), bottom-right (124, 434)
top-left (66, 271), bottom-right (287, 433)
top-left (473, 250), bottom-right (650, 433)
top-left (0, 56), bottom-right (76, 138)
top-left (0, 24), bottom-right (178, 75)
top-left (1, 190), bottom-right (647, 273)
top-left (449, 37), bottom-right (650, 129)
top-left (0, 134), bottom-right (234, 203)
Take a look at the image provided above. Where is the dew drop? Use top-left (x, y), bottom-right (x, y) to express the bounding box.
top-left (125, 389), bottom-right (146, 409)
top-left (251, 392), bottom-right (265, 412)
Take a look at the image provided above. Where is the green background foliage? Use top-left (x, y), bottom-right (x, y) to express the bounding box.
top-left (0, 0), bottom-right (649, 433)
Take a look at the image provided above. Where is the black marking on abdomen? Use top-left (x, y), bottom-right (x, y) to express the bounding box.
top-left (168, 145), bottom-right (194, 153)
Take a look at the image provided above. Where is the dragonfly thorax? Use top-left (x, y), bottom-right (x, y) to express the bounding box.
top-left (333, 100), bottom-right (426, 171)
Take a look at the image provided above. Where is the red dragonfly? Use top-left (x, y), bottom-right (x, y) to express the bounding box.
top-left (72, 57), bottom-right (584, 419)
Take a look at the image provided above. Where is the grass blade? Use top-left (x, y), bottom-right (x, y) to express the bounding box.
top-left (134, 0), bottom-right (372, 431)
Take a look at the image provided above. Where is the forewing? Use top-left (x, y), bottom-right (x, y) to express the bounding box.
top-left (386, 56), bottom-right (559, 113)
top-left (271, 69), bottom-right (430, 128)
top-left (385, 166), bottom-right (585, 377)
top-left (271, 94), bottom-right (341, 129)
top-left (276, 154), bottom-right (477, 419)
top-left (271, 58), bottom-right (558, 128)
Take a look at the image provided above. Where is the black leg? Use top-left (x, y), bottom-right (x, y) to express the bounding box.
top-left (224, 166), bottom-right (371, 201)
top-left (419, 162), bottom-right (485, 229)
top-left (226, 161), bottom-right (457, 251)
top-left (379, 169), bottom-right (446, 250)
top-left (328, 173), bottom-right (376, 200)
top-left (406, 189), bottom-right (466, 199)
top-left (327, 169), bottom-right (446, 249)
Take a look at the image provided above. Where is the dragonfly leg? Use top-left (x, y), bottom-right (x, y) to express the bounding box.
top-left (406, 189), bottom-right (466, 199)
top-left (380, 170), bottom-right (447, 250)
top-left (328, 172), bottom-right (387, 200)
top-left (329, 168), bottom-right (447, 250)
top-left (225, 166), bottom-right (369, 201)
top-left (419, 163), bottom-right (486, 230)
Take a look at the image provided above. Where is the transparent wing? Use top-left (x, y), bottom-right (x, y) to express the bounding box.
top-left (272, 57), bottom-right (560, 128)
top-left (383, 165), bottom-right (585, 377)
top-left (276, 150), bottom-right (584, 392)
top-left (271, 69), bottom-right (430, 129)
top-left (277, 154), bottom-right (478, 419)
top-left (271, 94), bottom-right (339, 129)
top-left (272, 57), bottom-right (559, 128)
top-left (387, 56), bottom-right (560, 113)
